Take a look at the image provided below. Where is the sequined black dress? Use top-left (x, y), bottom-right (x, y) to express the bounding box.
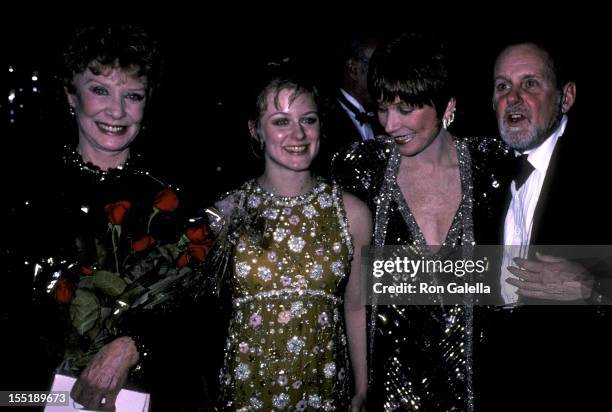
top-left (332, 136), bottom-right (510, 411)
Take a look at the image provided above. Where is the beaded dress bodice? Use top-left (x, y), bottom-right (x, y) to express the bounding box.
top-left (219, 179), bottom-right (353, 411)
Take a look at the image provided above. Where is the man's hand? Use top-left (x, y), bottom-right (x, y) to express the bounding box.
top-left (70, 336), bottom-right (139, 411)
top-left (506, 252), bottom-right (594, 301)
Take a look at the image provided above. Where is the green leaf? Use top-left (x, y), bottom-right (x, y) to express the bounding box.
top-left (160, 243), bottom-right (182, 261)
top-left (178, 234), bottom-right (189, 247)
top-left (77, 276), bottom-right (95, 290)
top-left (93, 270), bottom-right (127, 297)
top-left (69, 290), bottom-right (100, 335)
top-left (131, 291), bottom-right (151, 307)
top-left (119, 284), bottom-right (147, 302)
top-left (99, 306), bottom-right (112, 322)
top-left (86, 324), bottom-right (101, 341)
top-left (94, 237), bottom-right (108, 266)
top-left (63, 347), bottom-right (93, 370)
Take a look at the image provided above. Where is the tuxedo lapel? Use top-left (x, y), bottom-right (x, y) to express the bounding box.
top-left (528, 118), bottom-right (593, 245)
top-left (325, 99), bottom-right (363, 145)
top-left (529, 134), bottom-right (564, 245)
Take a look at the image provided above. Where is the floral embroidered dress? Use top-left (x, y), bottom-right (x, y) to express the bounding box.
top-left (218, 179), bottom-right (353, 411)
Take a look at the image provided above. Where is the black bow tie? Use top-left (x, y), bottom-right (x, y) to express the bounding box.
top-left (337, 93), bottom-right (376, 126)
top-left (512, 154), bottom-right (535, 190)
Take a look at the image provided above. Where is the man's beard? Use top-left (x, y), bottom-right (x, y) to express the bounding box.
top-left (500, 97), bottom-right (563, 151)
top-left (500, 122), bottom-right (550, 151)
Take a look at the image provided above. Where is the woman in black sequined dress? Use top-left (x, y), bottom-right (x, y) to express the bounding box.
top-left (332, 33), bottom-right (511, 411)
top-left (4, 25), bottom-right (212, 411)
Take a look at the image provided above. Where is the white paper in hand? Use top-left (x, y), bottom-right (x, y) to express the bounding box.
top-left (44, 373), bottom-right (150, 412)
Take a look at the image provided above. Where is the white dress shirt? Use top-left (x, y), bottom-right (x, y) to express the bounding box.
top-left (501, 115), bottom-right (568, 303)
top-left (337, 88), bottom-right (375, 141)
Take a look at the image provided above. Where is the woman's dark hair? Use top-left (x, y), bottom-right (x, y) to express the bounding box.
top-left (368, 33), bottom-right (454, 117)
top-left (60, 24), bottom-right (162, 96)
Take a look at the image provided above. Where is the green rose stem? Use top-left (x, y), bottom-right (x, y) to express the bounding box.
top-left (147, 208), bottom-right (160, 234)
top-left (111, 224), bottom-right (120, 274)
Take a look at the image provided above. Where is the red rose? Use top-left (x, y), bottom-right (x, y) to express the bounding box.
top-left (104, 200), bottom-right (132, 225)
top-left (154, 188), bottom-right (179, 212)
top-left (188, 242), bottom-right (211, 261)
top-left (186, 225), bottom-right (209, 244)
top-left (80, 266), bottom-right (95, 276)
top-left (54, 279), bottom-right (75, 304)
top-left (132, 235), bottom-right (156, 252)
top-left (177, 252), bottom-right (191, 268)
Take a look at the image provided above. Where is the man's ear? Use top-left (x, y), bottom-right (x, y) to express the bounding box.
top-left (561, 82), bottom-right (576, 114)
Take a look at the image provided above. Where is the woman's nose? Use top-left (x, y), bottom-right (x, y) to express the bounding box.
top-left (106, 96), bottom-right (126, 119)
top-left (294, 123), bottom-right (306, 140)
top-left (382, 111), bottom-right (399, 135)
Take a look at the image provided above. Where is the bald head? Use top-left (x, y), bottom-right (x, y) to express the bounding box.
top-left (495, 43), bottom-right (558, 88)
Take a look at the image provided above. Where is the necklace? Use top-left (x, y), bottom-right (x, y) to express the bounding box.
top-left (62, 145), bottom-right (144, 181)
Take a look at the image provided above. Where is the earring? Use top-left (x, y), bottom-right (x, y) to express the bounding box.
top-left (443, 109), bottom-right (456, 130)
top-left (69, 106), bottom-right (75, 116)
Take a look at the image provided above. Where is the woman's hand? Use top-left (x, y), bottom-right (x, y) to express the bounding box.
top-left (70, 336), bottom-right (139, 410)
top-left (350, 393), bottom-right (367, 411)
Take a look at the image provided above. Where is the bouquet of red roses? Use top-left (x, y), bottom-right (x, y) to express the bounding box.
top-left (44, 187), bottom-right (213, 371)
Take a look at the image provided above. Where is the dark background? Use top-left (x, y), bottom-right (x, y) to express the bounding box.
top-left (1, 22), bottom-right (605, 207)
top-left (1, 18), bottom-right (609, 409)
